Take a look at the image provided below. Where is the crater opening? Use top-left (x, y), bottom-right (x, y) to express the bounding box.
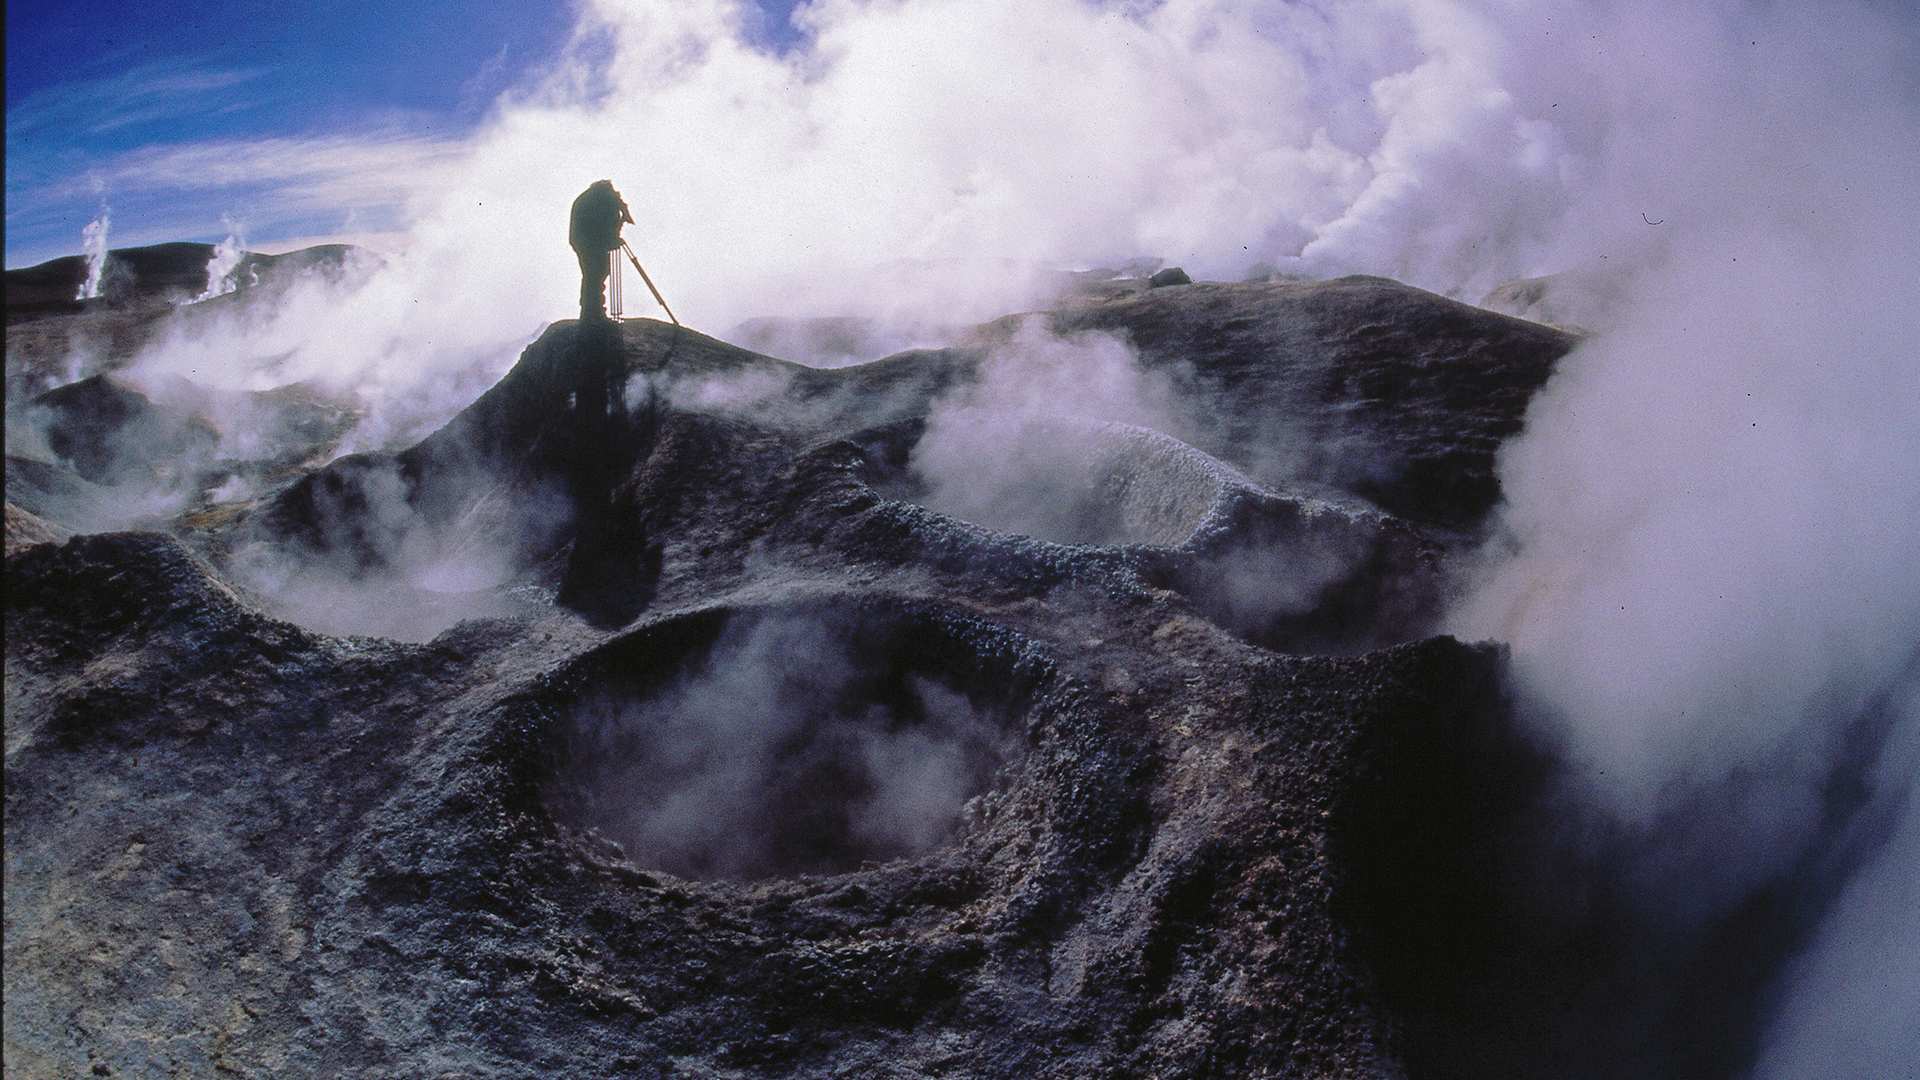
top-left (856, 415), bottom-right (1445, 654)
top-left (540, 606), bottom-right (1034, 882)
top-left (866, 415), bottom-right (1243, 548)
top-left (1160, 492), bottom-right (1447, 655)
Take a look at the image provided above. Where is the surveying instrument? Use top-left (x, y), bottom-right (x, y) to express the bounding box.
top-left (608, 241), bottom-right (679, 326)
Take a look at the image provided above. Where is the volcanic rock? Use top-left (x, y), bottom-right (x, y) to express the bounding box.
top-left (7, 275), bottom-right (1584, 1076)
top-left (1043, 276), bottom-right (1572, 529)
top-left (26, 375), bottom-right (219, 485)
top-left (1149, 266), bottom-right (1193, 287)
top-left (4, 502), bottom-right (68, 554)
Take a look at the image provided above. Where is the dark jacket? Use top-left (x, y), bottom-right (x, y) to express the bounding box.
top-left (569, 181), bottom-right (634, 255)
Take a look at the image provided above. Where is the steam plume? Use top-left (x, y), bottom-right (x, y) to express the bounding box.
top-left (190, 220), bottom-right (249, 303)
top-left (75, 207), bottom-right (110, 300)
top-left (1447, 0), bottom-right (1920, 1067)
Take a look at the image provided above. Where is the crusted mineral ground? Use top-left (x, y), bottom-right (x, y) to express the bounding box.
top-left (7, 277), bottom-right (1584, 1076)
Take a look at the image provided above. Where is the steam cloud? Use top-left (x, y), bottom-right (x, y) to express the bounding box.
top-left (222, 457), bottom-right (539, 643)
top-left (1444, 2), bottom-right (1920, 1070)
top-left (550, 614), bottom-right (1015, 881)
top-left (101, 0), bottom-right (1728, 440)
top-left (189, 220), bottom-right (249, 303)
top-left (75, 207), bottom-right (110, 300)
top-left (907, 318), bottom-right (1196, 544)
top-left (123, 0), bottom-right (1899, 447)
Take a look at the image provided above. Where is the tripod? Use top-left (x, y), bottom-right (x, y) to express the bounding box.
top-left (618, 240), bottom-right (679, 326)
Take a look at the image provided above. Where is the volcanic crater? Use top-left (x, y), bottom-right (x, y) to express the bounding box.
top-left (534, 602), bottom-right (1036, 882)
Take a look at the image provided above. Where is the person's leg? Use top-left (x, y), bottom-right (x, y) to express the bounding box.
top-left (579, 249), bottom-right (609, 319)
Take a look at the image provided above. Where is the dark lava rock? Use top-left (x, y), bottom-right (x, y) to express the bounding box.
top-left (1149, 266), bottom-right (1193, 287)
top-left (6, 278), bottom-right (1583, 1076)
top-left (1044, 276), bottom-right (1575, 530)
top-left (7, 526), bottom-right (1513, 1076)
top-left (27, 376), bottom-right (218, 485)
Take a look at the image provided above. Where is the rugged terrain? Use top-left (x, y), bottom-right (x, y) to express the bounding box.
top-left (5, 262), bottom-right (1618, 1076)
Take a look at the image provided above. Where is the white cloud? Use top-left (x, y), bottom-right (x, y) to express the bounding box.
top-left (4, 60), bottom-right (268, 145)
top-left (82, 130), bottom-right (468, 215)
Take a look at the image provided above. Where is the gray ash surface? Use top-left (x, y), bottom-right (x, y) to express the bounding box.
top-left (6, 276), bottom-right (1623, 1077)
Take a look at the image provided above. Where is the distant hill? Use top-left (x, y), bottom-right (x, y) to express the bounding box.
top-left (4, 242), bottom-right (361, 321)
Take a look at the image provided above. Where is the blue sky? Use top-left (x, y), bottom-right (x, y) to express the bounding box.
top-left (4, 1), bottom-right (806, 267)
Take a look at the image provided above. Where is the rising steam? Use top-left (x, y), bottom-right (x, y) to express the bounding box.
top-left (189, 220), bottom-right (249, 303)
top-left (547, 613), bottom-right (1017, 881)
top-left (1445, 2), bottom-right (1920, 1069)
top-left (74, 207), bottom-right (110, 300)
top-left (907, 318), bottom-right (1195, 543)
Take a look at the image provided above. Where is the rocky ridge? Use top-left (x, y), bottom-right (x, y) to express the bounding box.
top-left (7, 275), bottom-right (1584, 1076)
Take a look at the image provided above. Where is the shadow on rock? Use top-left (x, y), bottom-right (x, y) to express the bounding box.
top-left (1333, 654), bottom-right (1917, 1080)
top-left (556, 318), bottom-right (666, 626)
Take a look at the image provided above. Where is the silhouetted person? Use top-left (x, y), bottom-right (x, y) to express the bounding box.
top-left (570, 179), bottom-right (634, 321)
top-left (560, 179), bottom-right (659, 624)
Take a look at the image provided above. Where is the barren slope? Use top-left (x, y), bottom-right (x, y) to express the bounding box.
top-left (7, 279), bottom-right (1589, 1077)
